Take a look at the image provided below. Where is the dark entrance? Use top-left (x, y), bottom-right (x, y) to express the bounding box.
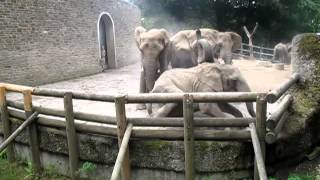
top-left (98, 12), bottom-right (116, 69)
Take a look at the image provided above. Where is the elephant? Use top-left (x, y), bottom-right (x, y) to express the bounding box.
top-left (273, 43), bottom-right (291, 64)
top-left (147, 63), bottom-right (256, 118)
top-left (169, 28), bottom-right (242, 65)
top-left (134, 26), bottom-right (212, 110)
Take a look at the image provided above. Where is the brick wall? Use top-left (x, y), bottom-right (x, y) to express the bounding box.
top-left (0, 0), bottom-right (141, 85)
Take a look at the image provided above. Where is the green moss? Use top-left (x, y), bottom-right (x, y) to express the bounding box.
top-left (298, 34), bottom-right (320, 62)
top-left (294, 34), bottom-right (320, 114)
top-left (141, 140), bottom-right (171, 150)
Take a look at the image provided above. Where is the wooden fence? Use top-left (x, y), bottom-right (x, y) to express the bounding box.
top-left (0, 73), bottom-right (300, 180)
top-left (234, 43), bottom-right (274, 61)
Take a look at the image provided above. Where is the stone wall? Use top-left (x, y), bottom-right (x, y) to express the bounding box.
top-left (0, 0), bottom-right (141, 86)
top-left (267, 34), bottom-right (320, 177)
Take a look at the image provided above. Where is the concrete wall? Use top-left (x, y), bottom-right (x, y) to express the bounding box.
top-left (0, 0), bottom-right (140, 86)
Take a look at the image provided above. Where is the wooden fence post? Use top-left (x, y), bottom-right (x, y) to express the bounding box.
top-left (183, 94), bottom-right (194, 180)
top-left (0, 87), bottom-right (15, 162)
top-left (115, 96), bottom-right (130, 180)
top-left (23, 89), bottom-right (41, 174)
top-left (64, 93), bottom-right (80, 180)
top-left (254, 95), bottom-right (267, 180)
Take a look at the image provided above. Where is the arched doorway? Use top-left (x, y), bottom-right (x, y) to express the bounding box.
top-left (97, 12), bottom-right (116, 69)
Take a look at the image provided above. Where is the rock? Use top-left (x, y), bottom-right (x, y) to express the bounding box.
top-left (256, 60), bottom-right (272, 67)
top-left (274, 63), bottom-right (285, 70)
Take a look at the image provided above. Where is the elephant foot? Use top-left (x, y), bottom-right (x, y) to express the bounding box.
top-left (136, 104), bottom-right (146, 110)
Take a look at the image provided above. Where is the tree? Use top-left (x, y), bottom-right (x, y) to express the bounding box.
top-left (133, 0), bottom-right (320, 45)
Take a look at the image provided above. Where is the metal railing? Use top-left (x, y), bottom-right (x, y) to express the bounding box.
top-left (234, 43), bottom-right (274, 61)
top-left (0, 73), bottom-right (300, 180)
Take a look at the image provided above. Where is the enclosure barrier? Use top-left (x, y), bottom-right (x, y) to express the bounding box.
top-left (235, 43), bottom-right (274, 60)
top-left (0, 74), bottom-right (300, 179)
top-left (265, 73), bottom-right (300, 144)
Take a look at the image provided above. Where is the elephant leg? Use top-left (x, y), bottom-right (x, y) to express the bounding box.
top-left (217, 102), bottom-right (244, 118)
top-left (151, 103), bottom-right (178, 117)
top-left (199, 103), bottom-right (230, 117)
top-left (246, 102), bottom-right (256, 117)
top-left (136, 70), bottom-right (147, 110)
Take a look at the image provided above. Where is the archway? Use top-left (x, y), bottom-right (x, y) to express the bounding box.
top-left (97, 12), bottom-right (116, 69)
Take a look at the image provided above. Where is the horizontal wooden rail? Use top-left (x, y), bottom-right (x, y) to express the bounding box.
top-left (33, 88), bottom-right (116, 102)
top-left (7, 107), bottom-right (118, 136)
top-left (0, 83), bottom-right (34, 93)
top-left (126, 92), bottom-right (262, 103)
top-left (127, 117), bottom-right (255, 127)
top-left (7, 100), bottom-right (116, 124)
top-left (7, 106), bottom-right (251, 140)
top-left (110, 123), bottom-right (133, 180)
top-left (7, 100), bottom-right (254, 127)
top-left (267, 73), bottom-right (300, 103)
top-left (266, 95), bottom-right (293, 129)
top-left (33, 87), bottom-right (263, 103)
top-left (265, 111), bottom-right (289, 144)
top-left (0, 111), bottom-right (39, 152)
top-left (249, 123), bottom-right (268, 180)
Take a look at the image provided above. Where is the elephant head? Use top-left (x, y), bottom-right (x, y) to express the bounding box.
top-left (216, 32), bottom-right (242, 64)
top-left (135, 26), bottom-right (170, 92)
top-left (196, 63), bottom-right (256, 117)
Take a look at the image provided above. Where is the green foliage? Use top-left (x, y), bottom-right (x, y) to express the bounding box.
top-left (78, 161), bottom-right (97, 176)
top-left (134, 0), bottom-right (320, 46)
top-left (0, 150), bottom-right (7, 160)
top-left (0, 158), bottom-right (69, 180)
top-left (287, 174), bottom-right (316, 180)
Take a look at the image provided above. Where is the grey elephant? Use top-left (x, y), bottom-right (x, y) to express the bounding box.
top-left (147, 63), bottom-right (256, 118)
top-left (169, 28), bottom-right (242, 65)
top-left (273, 43), bottom-right (291, 64)
top-left (134, 27), bottom-right (212, 110)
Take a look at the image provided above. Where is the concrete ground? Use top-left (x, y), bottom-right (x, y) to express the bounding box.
top-left (7, 59), bottom-right (291, 117)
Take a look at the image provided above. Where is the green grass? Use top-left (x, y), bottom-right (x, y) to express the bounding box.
top-left (269, 174), bottom-right (318, 180)
top-left (0, 154), bottom-right (69, 180)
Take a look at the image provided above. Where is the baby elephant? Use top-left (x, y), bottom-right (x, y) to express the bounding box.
top-left (148, 63), bottom-right (255, 118)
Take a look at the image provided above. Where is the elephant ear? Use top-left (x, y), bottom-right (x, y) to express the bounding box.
top-left (159, 28), bottom-right (170, 46)
top-left (227, 32), bottom-right (242, 51)
top-left (134, 26), bottom-right (147, 48)
top-left (158, 29), bottom-right (171, 73)
top-left (196, 63), bottom-right (223, 92)
top-left (159, 40), bottom-right (172, 73)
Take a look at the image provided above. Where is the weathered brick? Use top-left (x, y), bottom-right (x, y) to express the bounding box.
top-left (0, 0), bottom-right (141, 86)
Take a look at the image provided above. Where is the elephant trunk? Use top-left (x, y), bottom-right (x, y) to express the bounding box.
top-left (142, 57), bottom-right (159, 92)
top-left (221, 52), bottom-right (233, 64)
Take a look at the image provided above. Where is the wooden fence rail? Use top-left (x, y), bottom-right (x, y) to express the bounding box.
top-left (0, 75), bottom-right (301, 179)
top-left (266, 94), bottom-right (293, 129)
top-left (0, 111), bottom-right (39, 152)
top-left (111, 123), bottom-right (133, 180)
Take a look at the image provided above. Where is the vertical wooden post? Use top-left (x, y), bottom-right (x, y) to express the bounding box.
top-left (183, 94), bottom-right (194, 180)
top-left (23, 90), bottom-right (41, 174)
top-left (115, 96), bottom-right (130, 180)
top-left (254, 95), bottom-right (267, 180)
top-left (260, 47), bottom-right (263, 60)
top-left (0, 87), bottom-right (15, 162)
top-left (64, 93), bottom-right (79, 180)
